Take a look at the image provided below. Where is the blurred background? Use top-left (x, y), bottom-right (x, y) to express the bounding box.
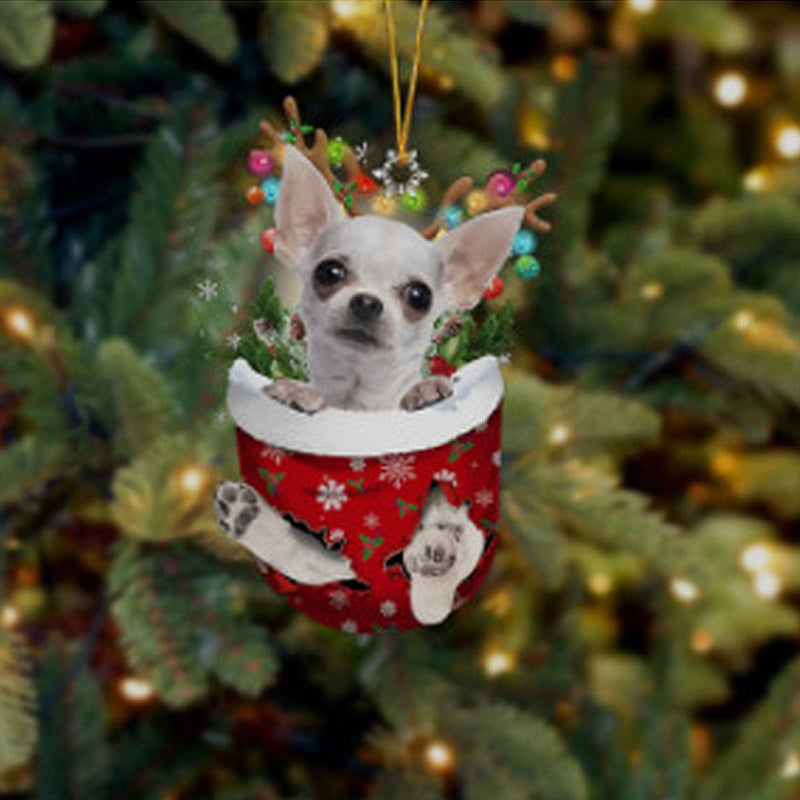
top-left (2, 1), bottom-right (800, 798)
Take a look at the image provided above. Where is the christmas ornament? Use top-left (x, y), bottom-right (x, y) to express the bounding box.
top-left (514, 254), bottom-right (541, 280)
top-left (220, 0), bottom-right (556, 631)
top-left (511, 228), bottom-right (537, 256)
top-left (246, 186), bottom-right (265, 206)
top-left (247, 149), bottom-right (273, 178)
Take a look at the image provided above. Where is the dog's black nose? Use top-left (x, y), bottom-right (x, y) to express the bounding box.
top-left (349, 293), bottom-right (383, 322)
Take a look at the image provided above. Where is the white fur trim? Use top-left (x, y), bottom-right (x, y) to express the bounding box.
top-left (227, 356), bottom-right (503, 457)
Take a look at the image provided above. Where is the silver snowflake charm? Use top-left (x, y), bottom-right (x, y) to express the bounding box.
top-left (196, 278), bottom-right (219, 301)
top-left (226, 332), bottom-right (242, 349)
top-left (372, 149), bottom-right (429, 197)
top-left (353, 141), bottom-right (369, 162)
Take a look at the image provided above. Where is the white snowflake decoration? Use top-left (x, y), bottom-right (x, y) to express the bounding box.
top-left (349, 457), bottom-right (367, 472)
top-left (326, 528), bottom-right (345, 546)
top-left (329, 589), bottom-right (349, 609)
top-left (475, 488), bottom-right (494, 508)
top-left (354, 141), bottom-right (369, 162)
top-left (492, 450), bottom-right (502, 468)
top-left (372, 149), bottom-right (429, 197)
top-left (363, 512), bottom-right (380, 530)
top-left (226, 332), bottom-right (242, 349)
top-left (341, 619), bottom-right (358, 634)
top-left (316, 477), bottom-right (348, 511)
top-left (196, 278), bottom-right (219, 301)
top-left (433, 469), bottom-right (458, 487)
top-left (378, 454), bottom-right (417, 489)
top-left (260, 445), bottom-right (286, 464)
top-left (380, 600), bottom-right (397, 618)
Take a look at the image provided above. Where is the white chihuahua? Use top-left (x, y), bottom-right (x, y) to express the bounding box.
top-left (215, 145), bottom-right (523, 624)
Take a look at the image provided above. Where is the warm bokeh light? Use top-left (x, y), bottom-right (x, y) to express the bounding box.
top-left (640, 282), bottom-right (663, 300)
top-left (2, 305), bottom-right (36, 342)
top-left (175, 463), bottom-right (211, 500)
top-left (588, 572), bottom-right (613, 596)
top-left (330, 0), bottom-right (371, 21)
top-left (753, 570), bottom-right (781, 600)
top-left (713, 71), bottom-right (747, 108)
top-left (627, 0), bottom-right (657, 14)
top-left (742, 166), bottom-right (770, 193)
top-left (774, 123), bottom-right (800, 159)
top-left (422, 740), bottom-right (456, 774)
top-left (691, 628), bottom-right (714, 654)
top-left (740, 543), bottom-right (770, 573)
top-left (670, 577), bottom-right (700, 603)
top-left (483, 647), bottom-right (516, 678)
top-left (0, 604), bottom-right (20, 630)
top-left (118, 676), bottom-right (156, 703)
top-left (733, 309), bottom-right (754, 331)
top-left (782, 752), bottom-right (800, 779)
top-left (551, 53), bottom-right (578, 82)
top-left (548, 423), bottom-right (571, 446)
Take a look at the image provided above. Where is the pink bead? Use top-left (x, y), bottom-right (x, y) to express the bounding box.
top-left (247, 149), bottom-right (273, 178)
top-left (487, 170), bottom-right (515, 198)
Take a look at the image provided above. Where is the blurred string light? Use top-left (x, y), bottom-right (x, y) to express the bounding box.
top-left (0, 604), bottom-right (20, 630)
top-left (482, 646), bottom-right (516, 678)
top-left (713, 71), bottom-right (748, 108)
top-left (174, 463), bottom-right (212, 501)
top-left (739, 542), bottom-right (771, 572)
top-left (548, 423), bottom-right (571, 446)
top-left (753, 570), bottom-right (781, 600)
top-left (733, 309), bottom-right (754, 331)
top-left (588, 572), bottom-right (613, 597)
top-left (422, 739), bottom-right (457, 774)
top-left (627, 0), bottom-right (657, 14)
top-left (670, 577), bottom-right (700, 603)
top-left (551, 53), bottom-right (578, 82)
top-left (742, 166), bottom-right (772, 193)
top-left (2, 305), bottom-right (36, 342)
top-left (640, 281), bottom-right (663, 300)
top-left (118, 676), bottom-right (156, 703)
top-left (691, 628), bottom-right (714, 654)
top-left (782, 752), bottom-right (800, 779)
top-left (774, 122), bottom-right (800, 159)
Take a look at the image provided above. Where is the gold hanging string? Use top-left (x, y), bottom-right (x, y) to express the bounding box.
top-left (382, 0), bottom-right (430, 163)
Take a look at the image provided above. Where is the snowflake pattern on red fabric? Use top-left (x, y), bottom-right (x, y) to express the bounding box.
top-left (235, 404), bottom-right (503, 632)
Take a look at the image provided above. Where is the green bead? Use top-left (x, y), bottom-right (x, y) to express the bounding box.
top-left (400, 187), bottom-right (427, 212)
top-left (327, 136), bottom-right (349, 168)
top-left (514, 254), bottom-right (541, 280)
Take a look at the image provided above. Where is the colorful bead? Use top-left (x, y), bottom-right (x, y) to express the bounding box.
top-left (327, 137), bottom-right (349, 168)
top-left (487, 170), bottom-right (515, 198)
top-left (400, 187), bottom-right (428, 212)
top-left (247, 149), bottom-right (272, 178)
top-left (511, 228), bottom-right (537, 256)
top-left (514, 254), bottom-right (541, 280)
top-left (483, 275), bottom-right (504, 299)
top-left (465, 189), bottom-right (488, 216)
top-left (260, 177), bottom-right (281, 205)
top-left (357, 173), bottom-right (379, 193)
top-left (260, 228), bottom-right (275, 253)
top-left (443, 205), bottom-right (463, 229)
top-left (246, 186), bottom-right (265, 205)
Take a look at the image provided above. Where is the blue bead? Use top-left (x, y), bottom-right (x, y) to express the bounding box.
top-left (443, 204), bottom-right (464, 229)
top-left (511, 229), bottom-right (537, 256)
top-left (514, 254), bottom-right (541, 280)
top-left (261, 177), bottom-right (281, 205)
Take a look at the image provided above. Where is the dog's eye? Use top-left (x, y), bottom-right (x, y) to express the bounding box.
top-left (314, 259), bottom-right (347, 287)
top-left (403, 281), bottom-right (432, 312)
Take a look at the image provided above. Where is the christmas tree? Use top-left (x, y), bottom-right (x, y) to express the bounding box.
top-left (3, 1), bottom-right (800, 798)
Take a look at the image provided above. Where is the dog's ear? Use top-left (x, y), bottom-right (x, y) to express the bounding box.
top-left (274, 145), bottom-right (343, 267)
top-left (435, 206), bottom-right (524, 309)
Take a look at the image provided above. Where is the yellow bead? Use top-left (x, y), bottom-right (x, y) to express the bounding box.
top-left (465, 189), bottom-right (488, 216)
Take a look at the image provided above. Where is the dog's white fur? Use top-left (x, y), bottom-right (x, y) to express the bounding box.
top-left (215, 146), bottom-right (519, 623)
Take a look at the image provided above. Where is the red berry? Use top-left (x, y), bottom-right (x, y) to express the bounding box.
top-left (246, 186), bottom-right (265, 205)
top-left (429, 355), bottom-right (456, 377)
top-left (357, 174), bottom-right (379, 194)
top-left (483, 275), bottom-right (504, 299)
top-left (260, 228), bottom-right (276, 253)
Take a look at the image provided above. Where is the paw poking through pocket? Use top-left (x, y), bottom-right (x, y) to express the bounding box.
top-left (402, 487), bottom-right (485, 624)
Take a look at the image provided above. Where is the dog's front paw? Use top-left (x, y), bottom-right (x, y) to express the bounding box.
top-left (214, 481), bottom-right (262, 539)
top-left (264, 379), bottom-right (326, 414)
top-left (400, 376), bottom-right (453, 411)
